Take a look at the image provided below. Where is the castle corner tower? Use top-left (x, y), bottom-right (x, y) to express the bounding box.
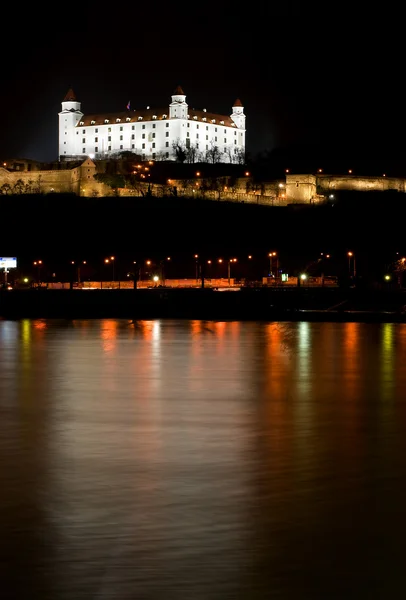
top-left (58, 88), bottom-right (83, 161)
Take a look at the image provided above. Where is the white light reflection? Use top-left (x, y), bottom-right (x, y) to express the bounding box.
top-left (297, 321), bottom-right (311, 398)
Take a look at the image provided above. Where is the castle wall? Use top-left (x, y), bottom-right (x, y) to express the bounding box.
top-left (285, 174), bottom-right (317, 203)
top-left (317, 175), bottom-right (405, 193)
top-left (0, 167), bottom-right (75, 193)
top-left (2, 162), bottom-right (406, 204)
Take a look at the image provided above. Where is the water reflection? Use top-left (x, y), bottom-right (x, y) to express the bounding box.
top-left (1, 319), bottom-right (406, 598)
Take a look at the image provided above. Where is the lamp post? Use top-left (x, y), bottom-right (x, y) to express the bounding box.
top-left (33, 260), bottom-right (42, 285)
top-left (268, 251), bottom-right (277, 279)
top-left (228, 258), bottom-right (237, 286)
top-left (320, 253), bottom-right (330, 287)
top-left (110, 256), bottom-right (115, 282)
top-left (348, 252), bottom-right (355, 279)
top-left (194, 254), bottom-right (199, 282)
top-left (105, 256), bottom-right (115, 284)
top-left (160, 257), bottom-right (170, 286)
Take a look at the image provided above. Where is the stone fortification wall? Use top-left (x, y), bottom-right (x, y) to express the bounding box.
top-left (285, 174), bottom-right (317, 203)
top-left (317, 175), bottom-right (405, 193)
top-left (0, 166), bottom-right (74, 193)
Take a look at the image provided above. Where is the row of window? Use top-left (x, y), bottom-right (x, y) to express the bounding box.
top-left (81, 143), bottom-right (242, 154)
top-left (78, 124), bottom-right (236, 134)
top-left (78, 132), bottom-right (239, 145)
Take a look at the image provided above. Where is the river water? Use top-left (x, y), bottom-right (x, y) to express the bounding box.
top-left (1, 318), bottom-right (406, 599)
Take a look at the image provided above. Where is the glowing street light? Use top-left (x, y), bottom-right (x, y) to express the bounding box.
top-left (347, 251), bottom-right (356, 278)
top-left (33, 260), bottom-right (42, 284)
top-left (268, 251), bottom-right (278, 278)
top-left (104, 256), bottom-right (115, 282)
top-left (194, 254), bottom-right (199, 281)
top-left (227, 258), bottom-right (237, 286)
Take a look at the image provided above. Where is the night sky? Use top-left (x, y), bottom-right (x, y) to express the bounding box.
top-left (1, 2), bottom-right (403, 172)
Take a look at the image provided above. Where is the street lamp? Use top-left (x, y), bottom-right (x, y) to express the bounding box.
top-left (194, 254), bottom-right (199, 282)
top-left (268, 251), bottom-right (278, 279)
top-left (105, 256), bottom-right (115, 282)
top-left (33, 260), bottom-right (42, 285)
top-left (160, 257), bottom-right (170, 286)
top-left (110, 256), bottom-right (115, 282)
top-left (71, 260), bottom-right (86, 283)
top-left (347, 251), bottom-right (356, 278)
top-left (228, 258), bottom-right (237, 286)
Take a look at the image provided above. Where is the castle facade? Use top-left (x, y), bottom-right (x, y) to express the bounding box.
top-left (58, 86), bottom-right (246, 164)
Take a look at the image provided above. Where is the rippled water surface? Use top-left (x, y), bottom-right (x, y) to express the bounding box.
top-left (1, 318), bottom-right (406, 599)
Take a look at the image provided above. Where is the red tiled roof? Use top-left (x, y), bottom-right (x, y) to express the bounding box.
top-left (233, 98), bottom-right (243, 107)
top-left (76, 106), bottom-right (238, 128)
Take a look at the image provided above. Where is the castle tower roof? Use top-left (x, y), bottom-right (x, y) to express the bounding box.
top-left (63, 88), bottom-right (77, 102)
top-left (173, 85), bottom-right (185, 95)
top-left (233, 98), bottom-right (243, 107)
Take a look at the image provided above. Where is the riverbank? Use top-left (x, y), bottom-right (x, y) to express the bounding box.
top-left (1, 286), bottom-right (406, 321)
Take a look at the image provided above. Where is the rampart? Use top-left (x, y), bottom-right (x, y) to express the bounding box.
top-left (2, 159), bottom-right (406, 205)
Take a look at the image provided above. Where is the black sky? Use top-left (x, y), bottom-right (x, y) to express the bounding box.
top-left (1, 2), bottom-right (404, 171)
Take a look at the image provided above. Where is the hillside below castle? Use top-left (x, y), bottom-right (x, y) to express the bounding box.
top-left (1, 156), bottom-right (406, 205)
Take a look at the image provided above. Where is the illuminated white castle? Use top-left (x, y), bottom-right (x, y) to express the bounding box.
top-left (58, 86), bottom-right (246, 163)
